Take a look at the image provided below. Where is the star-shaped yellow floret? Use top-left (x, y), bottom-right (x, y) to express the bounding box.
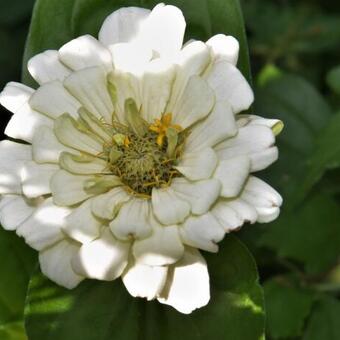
top-left (149, 113), bottom-right (182, 146)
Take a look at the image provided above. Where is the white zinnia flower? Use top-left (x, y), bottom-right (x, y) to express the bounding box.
top-left (0, 3), bottom-right (283, 314)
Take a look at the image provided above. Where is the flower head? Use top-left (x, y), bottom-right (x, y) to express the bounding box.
top-left (0, 3), bottom-right (282, 314)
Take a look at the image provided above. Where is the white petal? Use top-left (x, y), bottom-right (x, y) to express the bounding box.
top-left (16, 197), bottom-right (69, 251)
top-left (0, 141), bottom-right (31, 194)
top-left (215, 124), bottom-right (277, 172)
top-left (72, 228), bottom-right (130, 280)
top-left (166, 41), bottom-right (211, 113)
top-left (5, 104), bottom-right (53, 143)
top-left (99, 7), bottom-right (150, 46)
top-left (59, 35), bottom-right (112, 71)
top-left (0, 195), bottom-right (39, 231)
top-left (32, 126), bottom-right (78, 164)
top-left (0, 82), bottom-right (34, 113)
top-left (50, 170), bottom-right (93, 206)
top-left (110, 198), bottom-right (151, 241)
top-left (21, 161), bottom-right (58, 198)
top-left (139, 60), bottom-right (175, 123)
top-left (122, 261), bottom-right (168, 301)
top-left (212, 198), bottom-right (257, 232)
top-left (63, 199), bottom-right (101, 244)
top-left (138, 4), bottom-right (185, 60)
top-left (175, 147), bottom-right (218, 181)
top-left (179, 213), bottom-right (224, 252)
top-left (59, 152), bottom-right (107, 175)
top-left (133, 223), bottom-right (184, 266)
top-left (171, 178), bottom-right (221, 215)
top-left (206, 34), bottom-right (239, 65)
top-left (237, 114), bottom-right (284, 136)
top-left (110, 42), bottom-right (152, 74)
top-left (91, 187), bottom-right (130, 220)
top-left (214, 156), bottom-right (251, 198)
top-left (158, 248), bottom-right (210, 314)
top-left (54, 114), bottom-right (103, 155)
top-left (205, 60), bottom-right (253, 114)
top-left (152, 187), bottom-right (190, 225)
top-left (241, 176), bottom-right (282, 223)
top-left (63, 66), bottom-right (113, 123)
top-left (184, 101), bottom-right (237, 153)
top-left (39, 239), bottom-right (84, 289)
top-left (29, 81), bottom-right (81, 119)
top-left (172, 76), bottom-right (215, 129)
top-left (28, 50), bottom-right (71, 85)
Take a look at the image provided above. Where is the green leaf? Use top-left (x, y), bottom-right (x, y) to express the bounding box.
top-left (25, 236), bottom-right (265, 340)
top-left (259, 194), bottom-right (340, 274)
top-left (264, 279), bottom-right (314, 339)
top-left (327, 65), bottom-right (340, 95)
top-left (22, 0), bottom-right (251, 86)
top-left (295, 112), bottom-right (340, 204)
top-left (0, 228), bottom-right (36, 340)
top-left (254, 73), bottom-right (332, 202)
top-left (303, 297), bottom-right (340, 340)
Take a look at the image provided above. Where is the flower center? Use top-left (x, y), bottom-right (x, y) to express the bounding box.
top-left (102, 100), bottom-right (185, 197)
top-left (106, 132), bottom-right (178, 196)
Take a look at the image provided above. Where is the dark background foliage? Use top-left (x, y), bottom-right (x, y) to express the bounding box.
top-left (0, 0), bottom-right (339, 339)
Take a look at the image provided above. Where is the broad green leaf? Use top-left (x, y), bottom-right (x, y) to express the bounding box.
top-left (259, 194), bottom-right (340, 274)
top-left (327, 65), bottom-right (340, 95)
top-left (264, 279), bottom-right (314, 339)
top-left (255, 73), bottom-right (332, 202)
top-left (0, 228), bottom-right (36, 340)
top-left (25, 236), bottom-right (265, 340)
top-left (295, 112), bottom-right (340, 204)
top-left (22, 0), bottom-right (251, 86)
top-left (303, 297), bottom-right (340, 340)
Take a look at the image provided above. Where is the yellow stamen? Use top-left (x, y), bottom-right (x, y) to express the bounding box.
top-left (124, 136), bottom-right (131, 147)
top-left (149, 113), bottom-right (183, 146)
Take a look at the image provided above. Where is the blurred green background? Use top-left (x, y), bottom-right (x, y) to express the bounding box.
top-left (0, 0), bottom-right (340, 339)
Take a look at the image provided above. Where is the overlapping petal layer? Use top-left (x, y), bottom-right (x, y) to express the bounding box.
top-left (0, 3), bottom-right (282, 314)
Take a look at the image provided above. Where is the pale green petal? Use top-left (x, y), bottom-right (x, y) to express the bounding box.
top-left (59, 152), bottom-right (107, 175)
top-left (32, 126), bottom-right (78, 164)
top-left (63, 66), bottom-right (113, 123)
top-left (54, 114), bottom-right (103, 155)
